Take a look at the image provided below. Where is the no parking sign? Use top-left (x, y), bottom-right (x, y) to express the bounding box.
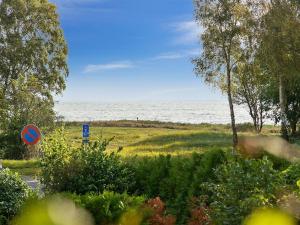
top-left (21, 124), bottom-right (41, 145)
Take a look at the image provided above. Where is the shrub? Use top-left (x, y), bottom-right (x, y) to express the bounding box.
top-left (0, 130), bottom-right (26, 160)
top-left (0, 169), bottom-right (31, 225)
top-left (65, 192), bottom-right (145, 225)
top-left (128, 149), bottom-right (225, 224)
top-left (262, 153), bottom-right (290, 171)
top-left (282, 162), bottom-right (300, 187)
top-left (188, 207), bottom-right (211, 225)
top-left (189, 149), bottom-right (225, 196)
top-left (187, 197), bottom-right (211, 225)
top-left (41, 128), bottom-right (134, 194)
top-left (202, 156), bottom-right (284, 225)
top-left (11, 196), bottom-right (94, 225)
top-left (235, 123), bottom-right (256, 132)
top-left (146, 197), bottom-right (176, 225)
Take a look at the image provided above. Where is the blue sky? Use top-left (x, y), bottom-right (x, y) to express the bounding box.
top-left (51, 0), bottom-right (224, 102)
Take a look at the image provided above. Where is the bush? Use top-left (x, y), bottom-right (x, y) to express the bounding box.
top-left (146, 197), bottom-right (176, 225)
top-left (0, 130), bottom-right (26, 160)
top-left (262, 153), bottom-right (290, 171)
top-left (282, 162), bottom-right (300, 187)
top-left (0, 169), bottom-right (31, 225)
top-left (65, 192), bottom-right (146, 225)
top-left (188, 208), bottom-right (211, 225)
top-left (128, 149), bottom-right (225, 224)
top-left (40, 128), bottom-right (135, 194)
top-left (11, 196), bottom-right (94, 225)
top-left (202, 156), bottom-right (284, 225)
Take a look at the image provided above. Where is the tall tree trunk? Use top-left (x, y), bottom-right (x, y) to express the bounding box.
top-left (291, 121), bottom-right (297, 136)
top-left (227, 69), bottom-right (238, 150)
top-left (279, 74), bottom-right (289, 140)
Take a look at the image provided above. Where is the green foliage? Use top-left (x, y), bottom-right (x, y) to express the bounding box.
top-left (189, 149), bottom-right (226, 196)
top-left (40, 129), bottom-right (135, 194)
top-left (259, 0), bottom-right (300, 139)
top-left (202, 156), bottom-right (284, 225)
top-left (0, 74), bottom-right (57, 160)
top-left (0, 129), bottom-right (26, 159)
top-left (65, 192), bottom-right (145, 225)
top-left (0, 0), bottom-right (68, 159)
top-left (11, 196), bottom-right (94, 225)
top-left (262, 153), bottom-right (290, 171)
top-left (263, 74), bottom-right (300, 136)
top-left (0, 169), bottom-right (30, 225)
top-left (282, 163), bottom-right (300, 187)
top-left (193, 0), bottom-right (253, 146)
top-left (0, 0), bottom-right (68, 93)
top-left (128, 149), bottom-right (225, 224)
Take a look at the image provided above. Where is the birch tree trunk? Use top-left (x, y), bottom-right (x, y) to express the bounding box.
top-left (227, 68), bottom-right (238, 149)
top-left (279, 74), bottom-right (289, 140)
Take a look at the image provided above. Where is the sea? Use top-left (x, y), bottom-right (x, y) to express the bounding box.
top-left (54, 101), bottom-right (261, 124)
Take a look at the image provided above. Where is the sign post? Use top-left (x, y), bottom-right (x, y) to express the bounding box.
top-left (82, 123), bottom-right (90, 144)
top-left (20, 124), bottom-right (42, 159)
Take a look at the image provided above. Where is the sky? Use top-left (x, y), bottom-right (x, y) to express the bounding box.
top-left (51, 0), bottom-right (224, 102)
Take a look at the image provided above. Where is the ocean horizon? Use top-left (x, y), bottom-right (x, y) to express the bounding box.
top-left (54, 100), bottom-right (271, 125)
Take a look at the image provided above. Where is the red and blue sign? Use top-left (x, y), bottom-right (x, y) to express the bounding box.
top-left (21, 124), bottom-right (41, 145)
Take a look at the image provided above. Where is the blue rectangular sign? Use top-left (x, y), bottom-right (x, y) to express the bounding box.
top-left (82, 124), bottom-right (90, 138)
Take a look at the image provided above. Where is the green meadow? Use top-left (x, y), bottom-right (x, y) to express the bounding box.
top-left (3, 121), bottom-right (283, 176)
top-left (63, 121), bottom-right (282, 156)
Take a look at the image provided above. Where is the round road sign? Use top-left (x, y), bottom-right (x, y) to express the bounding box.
top-left (21, 124), bottom-right (41, 145)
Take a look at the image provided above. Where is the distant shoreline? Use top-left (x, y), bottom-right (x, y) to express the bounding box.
top-left (60, 120), bottom-right (277, 131)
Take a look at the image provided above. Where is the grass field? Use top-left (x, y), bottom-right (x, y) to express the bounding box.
top-left (2, 160), bottom-right (40, 176)
top-left (1, 120), bottom-right (287, 176)
top-left (64, 121), bottom-right (281, 157)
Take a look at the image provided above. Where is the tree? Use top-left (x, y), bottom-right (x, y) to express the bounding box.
top-left (232, 1), bottom-right (270, 133)
top-left (233, 62), bottom-right (270, 133)
top-left (0, 0), bottom-right (68, 95)
top-left (286, 77), bottom-right (300, 135)
top-left (0, 76), bottom-right (56, 159)
top-left (0, 0), bottom-right (68, 159)
top-left (193, 0), bottom-right (249, 148)
top-left (264, 74), bottom-right (300, 136)
top-left (259, 0), bottom-right (300, 140)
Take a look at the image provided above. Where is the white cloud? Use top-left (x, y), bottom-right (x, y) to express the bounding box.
top-left (84, 61), bottom-right (135, 73)
top-left (151, 52), bottom-right (184, 60)
top-left (172, 20), bottom-right (203, 45)
top-left (152, 48), bottom-right (201, 61)
top-left (83, 48), bottom-right (201, 74)
top-left (51, 0), bottom-right (101, 5)
top-left (50, 0), bottom-right (110, 11)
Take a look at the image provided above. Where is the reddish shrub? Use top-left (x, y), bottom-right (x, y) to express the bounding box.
top-left (188, 207), bottom-right (211, 225)
top-left (187, 197), bottom-right (212, 225)
top-left (146, 197), bottom-right (176, 225)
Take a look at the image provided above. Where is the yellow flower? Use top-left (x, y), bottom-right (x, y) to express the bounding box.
top-left (244, 208), bottom-right (296, 225)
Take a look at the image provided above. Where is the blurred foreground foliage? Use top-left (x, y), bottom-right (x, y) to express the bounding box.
top-left (65, 192), bottom-right (146, 225)
top-left (0, 169), bottom-right (31, 225)
top-left (3, 127), bottom-right (300, 225)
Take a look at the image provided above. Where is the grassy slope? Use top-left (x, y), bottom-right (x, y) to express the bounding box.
top-left (3, 121), bottom-right (282, 175)
top-left (64, 121), bottom-right (269, 157)
top-left (2, 160), bottom-right (40, 176)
